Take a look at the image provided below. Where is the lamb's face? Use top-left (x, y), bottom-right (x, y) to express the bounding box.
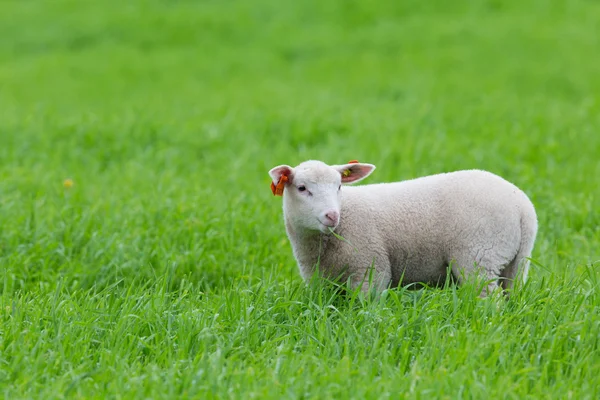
top-left (269, 160), bottom-right (376, 234)
top-left (284, 162), bottom-right (343, 233)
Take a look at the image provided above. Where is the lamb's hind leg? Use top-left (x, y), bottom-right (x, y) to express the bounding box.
top-left (500, 241), bottom-right (534, 291)
top-left (501, 215), bottom-right (537, 291)
top-left (450, 251), bottom-right (512, 298)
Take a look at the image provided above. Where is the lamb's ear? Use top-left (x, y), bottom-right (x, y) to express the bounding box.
top-left (268, 165), bottom-right (294, 196)
top-left (269, 165), bottom-right (293, 184)
top-left (333, 162), bottom-right (376, 184)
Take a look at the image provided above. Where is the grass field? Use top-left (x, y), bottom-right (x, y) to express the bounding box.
top-left (1, 0), bottom-right (599, 398)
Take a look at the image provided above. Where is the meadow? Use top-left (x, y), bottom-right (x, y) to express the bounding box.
top-left (0, 0), bottom-right (599, 398)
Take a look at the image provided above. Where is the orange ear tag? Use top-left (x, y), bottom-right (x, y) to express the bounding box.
top-left (343, 160), bottom-right (358, 177)
top-left (270, 174), bottom-right (288, 196)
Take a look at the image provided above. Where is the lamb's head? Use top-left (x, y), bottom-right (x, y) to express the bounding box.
top-left (269, 160), bottom-right (375, 234)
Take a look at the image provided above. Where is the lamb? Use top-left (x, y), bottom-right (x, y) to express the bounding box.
top-left (268, 159), bottom-right (538, 297)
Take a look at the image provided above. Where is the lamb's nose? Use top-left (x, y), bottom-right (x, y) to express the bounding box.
top-left (325, 211), bottom-right (340, 226)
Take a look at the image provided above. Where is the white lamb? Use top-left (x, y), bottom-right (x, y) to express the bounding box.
top-left (269, 160), bottom-right (538, 297)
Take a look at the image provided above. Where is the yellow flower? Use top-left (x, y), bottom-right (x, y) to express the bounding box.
top-left (63, 178), bottom-right (74, 189)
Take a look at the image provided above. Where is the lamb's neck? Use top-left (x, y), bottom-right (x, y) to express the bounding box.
top-left (284, 220), bottom-right (332, 270)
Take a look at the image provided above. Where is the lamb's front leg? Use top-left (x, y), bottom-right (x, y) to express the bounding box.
top-left (349, 260), bottom-right (392, 295)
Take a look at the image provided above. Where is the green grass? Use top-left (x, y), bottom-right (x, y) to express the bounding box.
top-left (1, 0), bottom-right (599, 398)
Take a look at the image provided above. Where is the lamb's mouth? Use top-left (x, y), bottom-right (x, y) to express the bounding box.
top-left (318, 220), bottom-right (338, 233)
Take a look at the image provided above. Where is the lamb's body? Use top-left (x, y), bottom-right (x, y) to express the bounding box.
top-left (270, 161), bottom-right (537, 296)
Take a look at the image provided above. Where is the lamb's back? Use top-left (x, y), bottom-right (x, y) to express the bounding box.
top-left (343, 169), bottom-right (528, 230)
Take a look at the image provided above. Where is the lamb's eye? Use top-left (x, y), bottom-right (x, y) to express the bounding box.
top-left (298, 185), bottom-right (306, 192)
top-left (338, 185), bottom-right (341, 191)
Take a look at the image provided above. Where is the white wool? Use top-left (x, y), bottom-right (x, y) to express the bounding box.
top-left (269, 160), bottom-right (538, 297)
